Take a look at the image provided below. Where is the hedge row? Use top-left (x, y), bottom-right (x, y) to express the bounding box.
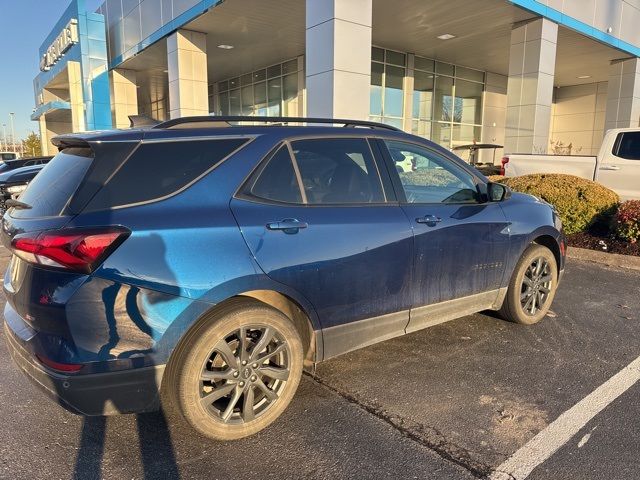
top-left (488, 174), bottom-right (619, 235)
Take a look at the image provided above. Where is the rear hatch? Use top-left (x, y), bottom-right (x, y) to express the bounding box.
top-left (1, 134), bottom-right (141, 332)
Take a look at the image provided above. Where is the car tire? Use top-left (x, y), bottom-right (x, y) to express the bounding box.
top-left (169, 298), bottom-right (303, 440)
top-left (499, 244), bottom-right (558, 325)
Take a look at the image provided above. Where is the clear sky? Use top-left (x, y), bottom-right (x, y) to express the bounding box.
top-left (0, 0), bottom-right (102, 144)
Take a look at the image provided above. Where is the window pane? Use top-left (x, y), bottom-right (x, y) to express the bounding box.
top-left (456, 66), bottom-right (484, 83)
top-left (291, 138), bottom-right (385, 204)
top-left (254, 82), bottom-right (267, 116)
top-left (436, 61), bottom-right (454, 76)
top-left (250, 147), bottom-right (302, 203)
top-left (370, 62), bottom-right (384, 116)
top-left (219, 91), bottom-right (229, 115)
top-left (414, 56), bottom-right (434, 72)
top-left (241, 73), bottom-right (253, 86)
top-left (267, 64), bottom-right (282, 78)
top-left (89, 139), bottom-right (249, 209)
top-left (372, 47), bottom-right (384, 62)
top-left (413, 71), bottom-right (434, 120)
top-left (282, 59), bottom-right (298, 74)
top-left (384, 65), bottom-right (404, 118)
top-left (616, 132), bottom-right (640, 160)
top-left (434, 76), bottom-right (454, 122)
top-left (455, 79), bottom-right (483, 125)
top-left (282, 73), bottom-right (299, 117)
top-left (385, 140), bottom-right (478, 204)
top-left (432, 122), bottom-right (452, 149)
top-left (386, 50), bottom-right (406, 67)
top-left (411, 120), bottom-right (431, 139)
top-left (452, 125), bottom-right (482, 162)
top-left (241, 85), bottom-right (254, 115)
top-left (13, 148), bottom-right (93, 218)
top-left (253, 69), bottom-right (267, 82)
top-left (267, 78), bottom-right (282, 116)
top-left (229, 77), bottom-right (240, 89)
top-left (229, 88), bottom-right (241, 115)
top-left (218, 80), bottom-right (229, 92)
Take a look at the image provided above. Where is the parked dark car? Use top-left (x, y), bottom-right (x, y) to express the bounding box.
top-left (0, 164), bottom-right (46, 214)
top-left (0, 155), bottom-right (52, 174)
top-left (2, 116), bottom-right (565, 440)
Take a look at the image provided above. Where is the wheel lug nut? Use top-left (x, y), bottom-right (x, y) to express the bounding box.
top-left (241, 360), bottom-right (247, 366)
top-left (251, 375), bottom-right (257, 382)
top-left (239, 381), bottom-right (245, 387)
top-left (252, 363), bottom-right (258, 368)
top-left (233, 371), bottom-right (239, 378)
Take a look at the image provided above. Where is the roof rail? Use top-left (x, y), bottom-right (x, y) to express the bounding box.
top-left (152, 115), bottom-right (403, 132)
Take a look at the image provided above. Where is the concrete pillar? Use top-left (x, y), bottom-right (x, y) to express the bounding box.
top-left (505, 18), bottom-right (557, 154)
top-left (605, 57), bottom-right (640, 131)
top-left (38, 116), bottom-right (50, 156)
top-left (111, 69), bottom-right (138, 129)
top-left (167, 30), bottom-right (209, 119)
top-left (68, 61), bottom-right (86, 132)
top-left (305, 0), bottom-right (372, 119)
top-left (481, 72), bottom-right (508, 164)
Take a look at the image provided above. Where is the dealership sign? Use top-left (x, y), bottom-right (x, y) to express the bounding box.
top-left (40, 19), bottom-right (79, 72)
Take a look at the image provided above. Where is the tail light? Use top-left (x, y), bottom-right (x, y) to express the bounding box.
top-left (10, 227), bottom-right (130, 273)
top-left (500, 156), bottom-right (509, 176)
top-left (36, 354), bottom-right (83, 373)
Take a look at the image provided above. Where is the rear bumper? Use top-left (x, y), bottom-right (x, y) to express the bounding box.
top-left (3, 318), bottom-right (165, 416)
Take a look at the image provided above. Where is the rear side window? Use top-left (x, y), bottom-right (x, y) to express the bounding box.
top-left (11, 148), bottom-right (93, 218)
top-left (615, 132), bottom-right (640, 160)
top-left (88, 138), bottom-right (248, 209)
top-left (249, 147), bottom-right (302, 203)
top-left (291, 138), bottom-right (385, 204)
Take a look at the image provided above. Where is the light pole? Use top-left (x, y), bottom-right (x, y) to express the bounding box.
top-left (9, 113), bottom-right (15, 153)
top-left (1, 124), bottom-right (6, 152)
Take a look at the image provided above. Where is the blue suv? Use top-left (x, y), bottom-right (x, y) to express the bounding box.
top-left (2, 116), bottom-right (565, 440)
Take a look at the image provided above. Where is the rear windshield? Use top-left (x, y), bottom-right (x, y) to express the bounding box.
top-left (10, 147), bottom-right (93, 218)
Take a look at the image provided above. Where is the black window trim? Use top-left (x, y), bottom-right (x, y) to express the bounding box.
top-left (375, 137), bottom-right (487, 206)
top-left (84, 135), bottom-right (255, 212)
top-left (236, 134), bottom-right (398, 207)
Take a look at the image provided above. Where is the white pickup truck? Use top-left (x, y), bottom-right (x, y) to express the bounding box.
top-left (502, 128), bottom-right (640, 200)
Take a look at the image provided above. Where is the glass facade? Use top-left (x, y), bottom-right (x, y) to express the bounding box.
top-left (370, 47), bottom-right (485, 151)
top-left (370, 47), bottom-right (406, 129)
top-left (214, 58), bottom-right (301, 117)
top-left (100, 0), bottom-right (207, 63)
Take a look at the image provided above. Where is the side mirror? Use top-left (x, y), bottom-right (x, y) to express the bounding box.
top-left (487, 182), bottom-right (511, 202)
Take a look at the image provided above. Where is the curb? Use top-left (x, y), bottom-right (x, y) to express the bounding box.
top-left (567, 246), bottom-right (640, 272)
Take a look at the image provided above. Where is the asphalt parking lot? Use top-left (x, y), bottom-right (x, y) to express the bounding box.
top-left (1, 249), bottom-right (639, 480)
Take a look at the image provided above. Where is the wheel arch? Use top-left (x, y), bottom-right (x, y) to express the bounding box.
top-left (532, 234), bottom-right (562, 275)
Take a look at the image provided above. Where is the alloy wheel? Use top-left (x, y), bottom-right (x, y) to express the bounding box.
top-left (520, 257), bottom-right (553, 316)
top-left (199, 325), bottom-right (291, 424)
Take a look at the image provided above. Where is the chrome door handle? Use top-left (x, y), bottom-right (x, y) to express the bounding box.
top-left (599, 165), bottom-right (620, 171)
top-left (416, 215), bottom-right (442, 226)
top-left (266, 218), bottom-right (308, 234)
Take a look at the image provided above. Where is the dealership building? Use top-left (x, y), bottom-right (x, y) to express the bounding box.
top-left (33, 0), bottom-right (640, 163)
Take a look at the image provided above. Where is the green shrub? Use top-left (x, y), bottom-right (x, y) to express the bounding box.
top-left (497, 174), bottom-right (619, 235)
top-left (614, 200), bottom-right (640, 243)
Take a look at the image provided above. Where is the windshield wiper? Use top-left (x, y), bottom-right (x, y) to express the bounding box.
top-left (5, 199), bottom-right (32, 210)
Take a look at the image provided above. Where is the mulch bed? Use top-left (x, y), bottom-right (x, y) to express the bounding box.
top-left (567, 223), bottom-right (640, 257)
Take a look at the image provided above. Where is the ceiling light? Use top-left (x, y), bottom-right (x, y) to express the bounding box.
top-left (437, 34), bottom-right (456, 40)
top-left (577, 75), bottom-right (592, 79)
top-left (217, 44), bottom-right (234, 50)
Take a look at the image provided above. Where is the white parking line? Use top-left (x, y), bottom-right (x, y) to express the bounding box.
top-left (490, 355), bottom-right (640, 480)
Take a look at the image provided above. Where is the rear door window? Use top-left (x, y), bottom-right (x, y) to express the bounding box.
top-left (290, 138), bottom-right (385, 204)
top-left (247, 146), bottom-right (303, 204)
top-left (11, 147), bottom-right (94, 218)
top-left (87, 138), bottom-right (249, 210)
top-left (615, 132), bottom-right (640, 160)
